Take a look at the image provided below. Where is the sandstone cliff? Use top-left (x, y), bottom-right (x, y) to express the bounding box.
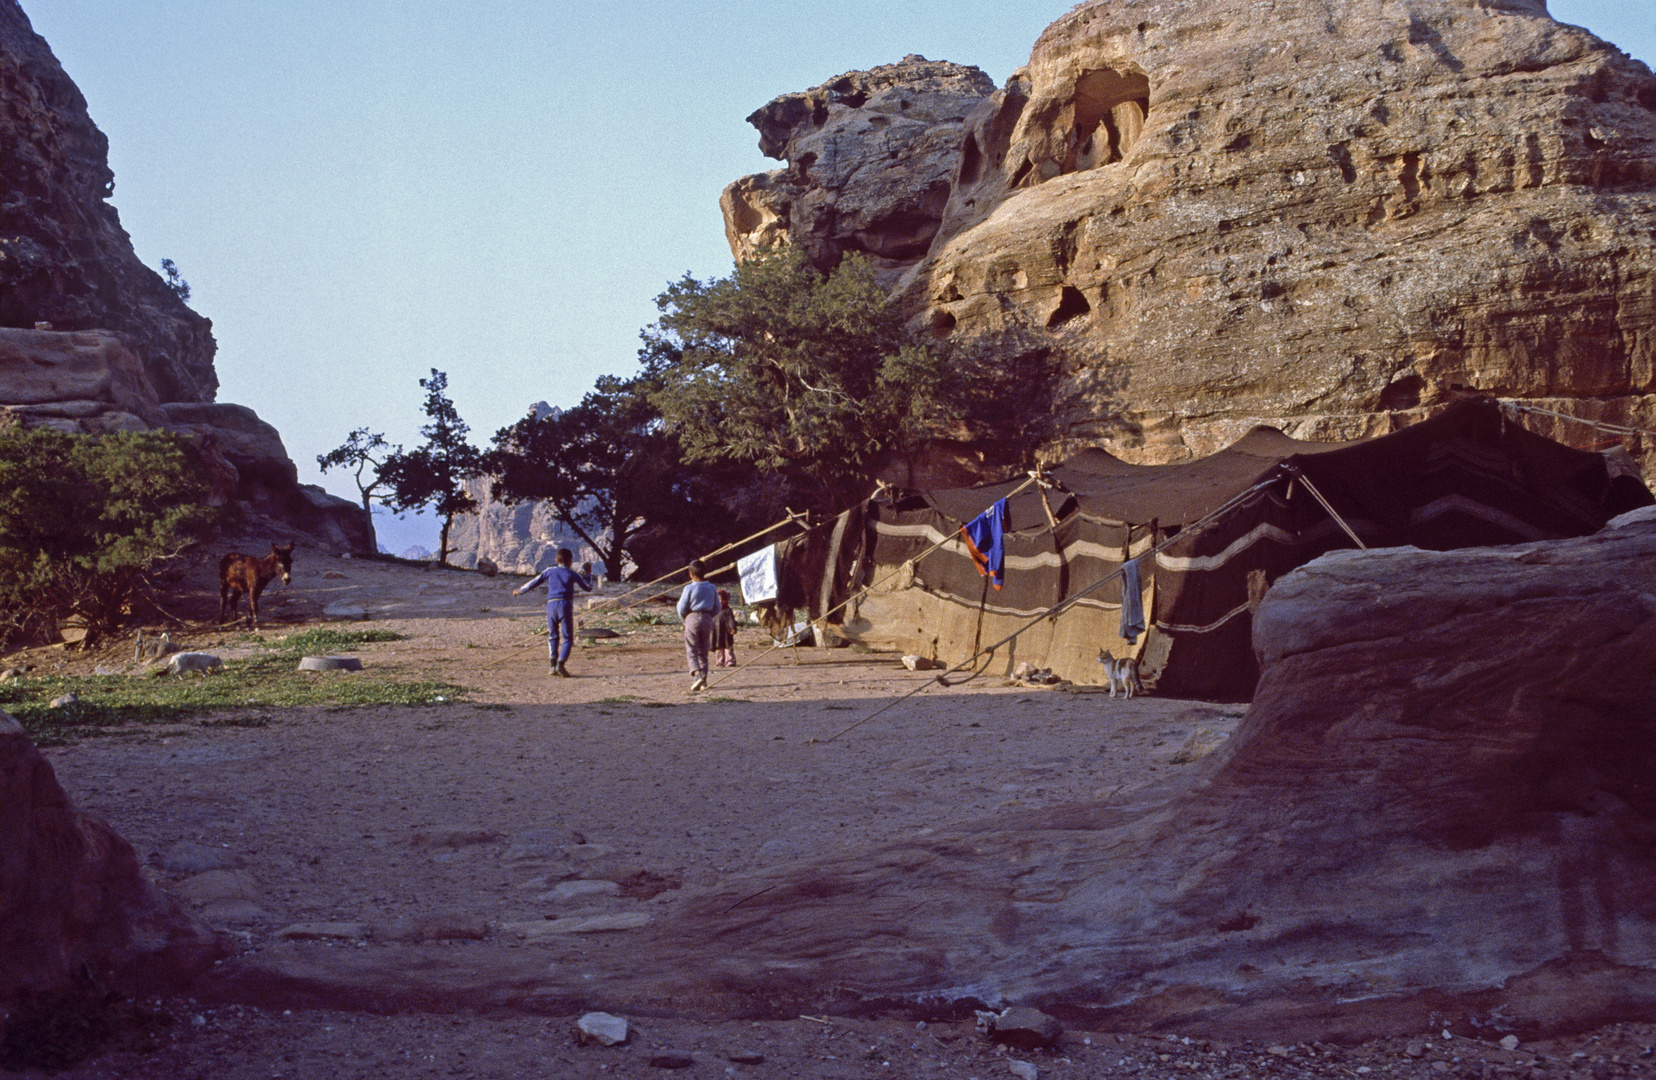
top-left (723, 56), bottom-right (996, 280)
top-left (725, 0), bottom-right (1656, 476)
top-left (0, 3), bottom-right (365, 550)
top-left (445, 472), bottom-right (602, 576)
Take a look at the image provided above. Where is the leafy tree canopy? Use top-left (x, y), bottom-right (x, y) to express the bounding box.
top-left (0, 426), bottom-right (216, 644)
top-left (641, 247), bottom-right (961, 512)
top-left (378, 369), bottom-right (481, 564)
top-left (317, 427), bottom-right (399, 550)
top-left (487, 374), bottom-right (692, 578)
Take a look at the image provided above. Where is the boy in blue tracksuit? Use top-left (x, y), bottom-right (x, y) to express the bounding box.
top-left (514, 548), bottom-right (594, 676)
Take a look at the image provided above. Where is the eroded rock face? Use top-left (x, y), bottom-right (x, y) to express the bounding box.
top-left (445, 473), bottom-right (601, 575)
top-left (641, 516), bottom-right (1656, 1036)
top-left (726, 1), bottom-right (1656, 475)
top-left (0, 7), bottom-right (368, 551)
top-left (918, 0), bottom-right (1656, 468)
top-left (0, 2), bottom-right (214, 402)
top-left (0, 714), bottom-right (225, 1010)
top-left (722, 56), bottom-right (996, 279)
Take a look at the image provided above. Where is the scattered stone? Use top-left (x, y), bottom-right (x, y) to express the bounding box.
top-left (48, 692), bottom-right (78, 708)
top-left (902, 655), bottom-right (938, 671)
top-left (133, 631), bottom-right (179, 661)
top-left (197, 899), bottom-right (266, 925)
top-left (984, 1007), bottom-right (1063, 1050)
top-left (1501, 1035), bottom-right (1521, 1051)
top-left (370, 913), bottom-right (490, 943)
top-left (1169, 727), bottom-right (1228, 764)
top-left (322, 601), bottom-right (369, 620)
top-left (575, 1011), bottom-right (629, 1046)
top-left (1010, 662), bottom-right (1059, 685)
top-left (506, 912), bottom-right (653, 940)
top-left (0, 666), bottom-right (29, 681)
top-left (276, 922), bottom-right (369, 941)
top-left (174, 869), bottom-right (260, 906)
top-left (160, 842), bottom-right (243, 875)
top-left (647, 1050), bottom-right (695, 1069)
top-left (1008, 1060), bottom-right (1040, 1080)
top-left (1405, 1040), bottom-right (1427, 1058)
top-left (727, 1049), bottom-right (766, 1065)
top-left (576, 627), bottom-right (620, 639)
top-left (297, 655), bottom-right (363, 672)
top-left (1268, 1045), bottom-right (1291, 1056)
top-left (536, 879), bottom-right (620, 904)
top-left (475, 557), bottom-right (498, 577)
top-left (410, 826), bottom-right (502, 849)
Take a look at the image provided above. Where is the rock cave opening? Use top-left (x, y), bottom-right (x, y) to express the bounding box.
top-left (1069, 68), bottom-right (1150, 172)
top-left (1048, 285), bottom-right (1093, 328)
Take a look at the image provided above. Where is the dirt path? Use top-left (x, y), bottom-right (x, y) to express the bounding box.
top-left (16, 550), bottom-right (1652, 1078)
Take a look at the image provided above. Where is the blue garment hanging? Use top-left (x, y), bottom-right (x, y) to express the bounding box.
top-left (961, 498), bottom-right (1008, 589)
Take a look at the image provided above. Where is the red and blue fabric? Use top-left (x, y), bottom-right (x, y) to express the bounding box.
top-left (961, 498), bottom-right (1007, 590)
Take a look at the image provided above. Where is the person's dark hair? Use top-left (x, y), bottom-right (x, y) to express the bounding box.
top-left (688, 559), bottom-right (707, 580)
top-left (556, 548), bottom-right (574, 565)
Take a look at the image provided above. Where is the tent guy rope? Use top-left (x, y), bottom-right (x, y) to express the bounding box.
top-left (820, 468), bottom-right (1296, 742)
top-left (704, 473), bottom-right (1045, 691)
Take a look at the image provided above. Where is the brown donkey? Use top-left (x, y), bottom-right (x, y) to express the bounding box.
top-left (219, 542), bottom-right (294, 629)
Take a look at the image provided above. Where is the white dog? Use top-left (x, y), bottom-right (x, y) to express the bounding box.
top-left (163, 652), bottom-right (222, 679)
top-left (1096, 650), bottom-right (1142, 699)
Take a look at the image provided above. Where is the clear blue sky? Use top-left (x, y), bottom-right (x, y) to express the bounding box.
top-left (18, 1), bottom-right (1655, 552)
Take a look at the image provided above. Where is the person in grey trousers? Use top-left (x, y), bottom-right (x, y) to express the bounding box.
top-left (677, 559), bottom-right (720, 692)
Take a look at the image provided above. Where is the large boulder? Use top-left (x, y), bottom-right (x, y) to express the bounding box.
top-left (0, 714), bottom-right (225, 1011)
top-left (722, 57), bottom-right (996, 280)
top-left (630, 516), bottom-right (1656, 1037)
top-left (725, 0), bottom-right (1656, 476)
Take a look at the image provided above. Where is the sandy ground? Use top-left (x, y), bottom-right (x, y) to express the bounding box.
top-left (10, 547), bottom-right (1656, 1078)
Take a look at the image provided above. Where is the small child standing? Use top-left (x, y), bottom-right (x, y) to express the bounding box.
top-left (713, 588), bottom-right (738, 668)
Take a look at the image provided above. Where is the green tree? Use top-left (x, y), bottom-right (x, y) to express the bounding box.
top-left (316, 428), bottom-right (400, 551)
top-left (486, 374), bottom-right (692, 578)
top-left (0, 427), bottom-right (216, 644)
top-left (159, 258), bottom-right (191, 303)
top-left (641, 247), bottom-right (960, 512)
top-left (378, 369), bottom-right (482, 565)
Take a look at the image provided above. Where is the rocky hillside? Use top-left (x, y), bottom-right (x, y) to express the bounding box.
top-left (0, 2), bottom-right (364, 550)
top-left (725, 0), bottom-right (1656, 475)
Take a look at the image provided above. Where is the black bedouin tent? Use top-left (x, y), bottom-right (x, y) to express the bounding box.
top-left (769, 398), bottom-right (1652, 700)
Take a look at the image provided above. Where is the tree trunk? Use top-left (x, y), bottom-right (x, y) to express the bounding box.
top-left (358, 496), bottom-right (377, 553)
top-left (437, 515), bottom-right (452, 565)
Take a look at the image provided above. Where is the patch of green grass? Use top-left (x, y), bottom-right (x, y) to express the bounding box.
top-left (625, 610), bottom-right (673, 626)
top-left (701, 696), bottom-right (749, 704)
top-left (266, 627), bottom-right (403, 654)
top-left (596, 695), bottom-right (641, 704)
top-left (0, 655), bottom-right (466, 744)
top-left (473, 703), bottom-right (513, 713)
